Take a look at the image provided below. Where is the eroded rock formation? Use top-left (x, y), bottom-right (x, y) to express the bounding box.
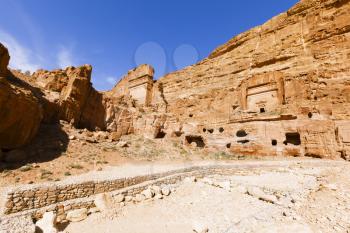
top-left (0, 0), bottom-right (349, 161)
top-left (0, 46), bottom-right (43, 151)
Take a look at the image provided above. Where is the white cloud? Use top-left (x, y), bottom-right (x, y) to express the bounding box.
top-left (0, 29), bottom-right (41, 73)
top-left (57, 46), bottom-right (75, 69)
top-left (106, 76), bottom-right (117, 85)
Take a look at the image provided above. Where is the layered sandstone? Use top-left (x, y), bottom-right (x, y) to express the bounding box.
top-left (0, 46), bottom-right (43, 150)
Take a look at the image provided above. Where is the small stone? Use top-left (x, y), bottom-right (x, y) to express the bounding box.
top-left (154, 194), bottom-right (163, 199)
top-left (322, 183), bottom-right (338, 191)
top-left (69, 135), bottom-right (76, 140)
top-left (19, 165), bottom-right (32, 172)
top-left (88, 207), bottom-right (100, 214)
top-left (135, 194), bottom-right (146, 202)
top-left (141, 189), bottom-right (155, 199)
top-left (216, 181), bottom-right (231, 191)
top-left (193, 222), bottom-right (209, 233)
top-left (66, 208), bottom-right (88, 222)
top-left (117, 141), bottom-right (129, 148)
top-left (114, 194), bottom-right (125, 203)
top-left (247, 187), bottom-right (278, 204)
top-left (184, 176), bottom-right (197, 183)
top-left (161, 187), bottom-right (171, 196)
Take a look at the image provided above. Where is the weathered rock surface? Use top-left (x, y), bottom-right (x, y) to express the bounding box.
top-left (0, 73), bottom-right (43, 150)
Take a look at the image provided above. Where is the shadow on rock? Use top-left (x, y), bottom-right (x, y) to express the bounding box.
top-left (0, 123), bottom-right (69, 171)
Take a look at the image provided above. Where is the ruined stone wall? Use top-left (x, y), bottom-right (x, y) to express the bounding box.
top-left (1, 163), bottom-right (288, 219)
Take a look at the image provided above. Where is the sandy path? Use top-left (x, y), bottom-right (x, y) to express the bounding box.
top-left (63, 159), bottom-right (350, 233)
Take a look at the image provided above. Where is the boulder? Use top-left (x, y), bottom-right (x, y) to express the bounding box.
top-left (141, 188), bottom-right (155, 199)
top-left (35, 212), bottom-right (58, 233)
top-left (161, 186), bottom-right (171, 196)
top-left (66, 208), bottom-right (88, 222)
top-left (134, 194), bottom-right (146, 202)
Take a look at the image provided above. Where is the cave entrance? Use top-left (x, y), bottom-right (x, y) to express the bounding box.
top-left (283, 133), bottom-right (301, 146)
top-left (155, 130), bottom-right (166, 139)
top-left (271, 139), bottom-right (277, 146)
top-left (236, 130), bottom-right (248, 137)
top-left (185, 135), bottom-right (205, 148)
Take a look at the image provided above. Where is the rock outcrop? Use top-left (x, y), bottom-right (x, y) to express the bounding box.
top-left (0, 77), bottom-right (43, 150)
top-left (0, 45), bottom-right (43, 151)
top-left (0, 43), bottom-right (10, 77)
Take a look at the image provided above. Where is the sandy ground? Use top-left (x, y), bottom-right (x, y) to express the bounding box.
top-left (62, 160), bottom-right (350, 233)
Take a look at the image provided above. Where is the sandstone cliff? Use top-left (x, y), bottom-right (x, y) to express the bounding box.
top-left (146, 0), bottom-right (350, 159)
top-left (0, 45), bottom-right (43, 150)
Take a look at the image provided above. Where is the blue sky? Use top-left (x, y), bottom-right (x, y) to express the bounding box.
top-left (0, 0), bottom-right (298, 90)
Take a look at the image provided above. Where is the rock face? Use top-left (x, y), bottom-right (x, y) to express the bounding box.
top-left (0, 0), bottom-right (349, 161)
top-left (0, 46), bottom-right (43, 150)
top-left (133, 0), bottom-right (350, 159)
top-left (0, 78), bottom-right (43, 149)
top-left (58, 65), bottom-right (105, 129)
